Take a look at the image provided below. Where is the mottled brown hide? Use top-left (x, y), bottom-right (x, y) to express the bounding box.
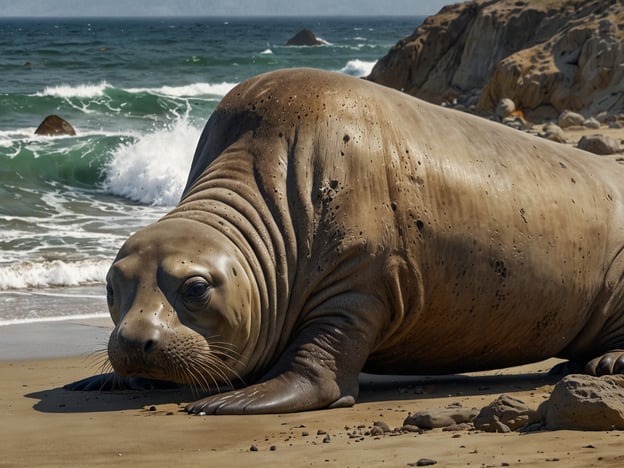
top-left (72, 69), bottom-right (624, 413)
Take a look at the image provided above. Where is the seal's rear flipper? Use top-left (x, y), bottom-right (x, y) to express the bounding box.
top-left (585, 349), bottom-right (624, 375)
top-left (64, 373), bottom-right (179, 391)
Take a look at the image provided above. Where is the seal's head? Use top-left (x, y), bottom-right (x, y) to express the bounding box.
top-left (105, 218), bottom-right (257, 391)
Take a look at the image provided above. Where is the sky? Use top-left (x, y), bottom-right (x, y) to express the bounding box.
top-left (0, 0), bottom-right (453, 17)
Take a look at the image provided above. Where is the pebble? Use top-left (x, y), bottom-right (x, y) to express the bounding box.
top-left (373, 421), bottom-right (391, 432)
top-left (408, 458), bottom-right (437, 466)
top-left (370, 426), bottom-right (385, 437)
top-left (401, 424), bottom-right (423, 433)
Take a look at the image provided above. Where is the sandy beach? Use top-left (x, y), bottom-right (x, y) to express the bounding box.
top-left (1, 310), bottom-right (622, 467)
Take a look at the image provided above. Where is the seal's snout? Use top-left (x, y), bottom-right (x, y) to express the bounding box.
top-left (116, 323), bottom-right (161, 354)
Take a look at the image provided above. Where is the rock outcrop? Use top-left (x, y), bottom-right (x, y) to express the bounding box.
top-left (367, 0), bottom-right (624, 121)
top-left (34, 115), bottom-right (76, 136)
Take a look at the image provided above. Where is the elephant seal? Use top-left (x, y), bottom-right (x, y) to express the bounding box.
top-left (67, 68), bottom-right (624, 414)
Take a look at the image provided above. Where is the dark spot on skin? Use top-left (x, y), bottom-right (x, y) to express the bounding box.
top-left (329, 179), bottom-right (339, 190)
top-left (232, 267), bottom-right (237, 277)
top-left (519, 208), bottom-right (528, 223)
top-left (416, 220), bottom-right (424, 232)
top-left (492, 260), bottom-right (508, 279)
top-left (559, 162), bottom-right (567, 168)
top-left (391, 202), bottom-right (397, 211)
top-left (343, 134), bottom-right (350, 143)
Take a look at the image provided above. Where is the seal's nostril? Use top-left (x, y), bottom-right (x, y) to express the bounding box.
top-left (144, 339), bottom-right (157, 353)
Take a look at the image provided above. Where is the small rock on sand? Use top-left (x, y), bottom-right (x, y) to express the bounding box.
top-left (577, 134), bottom-right (620, 155)
top-left (538, 374), bottom-right (624, 431)
top-left (473, 394), bottom-right (539, 433)
top-left (403, 405), bottom-right (479, 430)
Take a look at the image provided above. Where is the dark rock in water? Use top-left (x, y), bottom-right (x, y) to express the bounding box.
top-left (286, 28), bottom-right (322, 46)
top-left (538, 374), bottom-right (624, 431)
top-left (35, 115), bottom-right (76, 136)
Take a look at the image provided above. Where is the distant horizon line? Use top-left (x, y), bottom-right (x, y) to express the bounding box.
top-left (0, 14), bottom-right (429, 20)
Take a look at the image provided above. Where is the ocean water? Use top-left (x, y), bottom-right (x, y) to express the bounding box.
top-left (0, 16), bottom-right (423, 324)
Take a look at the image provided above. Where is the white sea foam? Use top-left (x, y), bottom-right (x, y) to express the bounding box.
top-left (260, 48), bottom-right (273, 55)
top-left (339, 59), bottom-right (377, 77)
top-left (316, 36), bottom-right (332, 46)
top-left (129, 82), bottom-right (237, 98)
top-left (35, 81), bottom-right (111, 98)
top-left (33, 80), bottom-right (236, 100)
top-left (0, 259), bottom-right (109, 290)
top-left (104, 116), bottom-right (200, 206)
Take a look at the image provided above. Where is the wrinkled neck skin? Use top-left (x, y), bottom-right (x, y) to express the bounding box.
top-left (166, 135), bottom-right (297, 382)
top-left (166, 70), bottom-right (431, 383)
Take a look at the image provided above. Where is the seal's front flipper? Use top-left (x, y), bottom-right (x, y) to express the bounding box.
top-left (585, 349), bottom-right (624, 375)
top-left (185, 321), bottom-right (368, 414)
top-left (64, 373), bottom-right (178, 391)
top-left (185, 371), bottom-right (356, 415)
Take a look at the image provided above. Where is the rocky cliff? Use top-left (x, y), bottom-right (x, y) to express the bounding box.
top-left (367, 0), bottom-right (624, 121)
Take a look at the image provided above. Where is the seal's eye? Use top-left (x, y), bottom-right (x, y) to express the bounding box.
top-left (182, 277), bottom-right (211, 306)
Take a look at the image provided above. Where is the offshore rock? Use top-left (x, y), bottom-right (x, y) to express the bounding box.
top-left (34, 115), bottom-right (76, 136)
top-left (286, 28), bottom-right (323, 46)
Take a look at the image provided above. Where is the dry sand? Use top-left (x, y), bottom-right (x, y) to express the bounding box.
top-left (1, 316), bottom-right (623, 467)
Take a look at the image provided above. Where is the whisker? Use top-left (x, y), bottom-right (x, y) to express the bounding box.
top-left (188, 355), bottom-right (222, 394)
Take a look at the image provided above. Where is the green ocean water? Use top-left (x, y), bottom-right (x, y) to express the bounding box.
top-left (0, 16), bottom-right (424, 322)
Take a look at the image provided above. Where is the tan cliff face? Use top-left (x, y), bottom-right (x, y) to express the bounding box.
top-left (367, 0), bottom-right (624, 120)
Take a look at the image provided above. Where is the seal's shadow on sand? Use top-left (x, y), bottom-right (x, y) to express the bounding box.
top-left (27, 371), bottom-right (559, 414)
top-left (26, 385), bottom-right (198, 414)
top-left (357, 372), bottom-right (559, 404)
